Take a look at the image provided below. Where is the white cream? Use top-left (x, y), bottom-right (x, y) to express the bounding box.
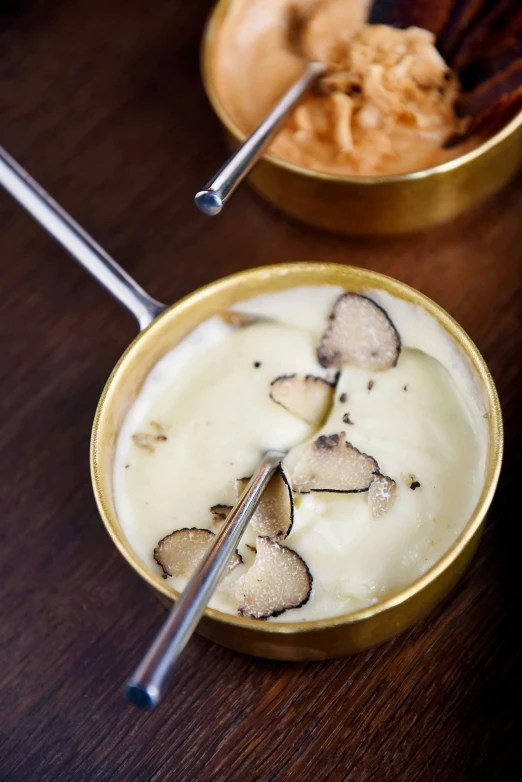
top-left (113, 286), bottom-right (488, 622)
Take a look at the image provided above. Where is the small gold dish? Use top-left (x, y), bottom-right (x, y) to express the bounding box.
top-left (91, 263), bottom-right (502, 661)
top-left (201, 0), bottom-right (522, 236)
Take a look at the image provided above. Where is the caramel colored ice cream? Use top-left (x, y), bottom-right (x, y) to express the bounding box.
top-left (212, 0), bottom-right (472, 176)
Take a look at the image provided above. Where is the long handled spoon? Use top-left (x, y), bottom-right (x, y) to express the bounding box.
top-left (0, 145), bottom-right (164, 329)
top-left (194, 1), bottom-right (336, 216)
top-left (0, 143), bottom-right (286, 709)
top-left (194, 60), bottom-right (324, 216)
top-left (125, 449), bottom-right (285, 709)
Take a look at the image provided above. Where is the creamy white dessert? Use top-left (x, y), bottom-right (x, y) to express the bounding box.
top-left (114, 286), bottom-right (488, 622)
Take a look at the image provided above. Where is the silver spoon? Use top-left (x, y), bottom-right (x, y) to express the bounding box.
top-left (0, 144), bottom-right (287, 710)
top-left (0, 145), bottom-right (164, 329)
top-left (125, 449), bottom-right (286, 709)
top-left (195, 60), bottom-right (325, 216)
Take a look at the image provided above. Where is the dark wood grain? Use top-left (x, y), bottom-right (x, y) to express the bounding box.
top-left (0, 1), bottom-right (521, 780)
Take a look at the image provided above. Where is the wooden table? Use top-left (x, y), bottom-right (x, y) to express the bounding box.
top-left (1, 2), bottom-right (520, 779)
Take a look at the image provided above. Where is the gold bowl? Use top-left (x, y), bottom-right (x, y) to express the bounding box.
top-left (91, 262), bottom-right (502, 660)
top-left (201, 0), bottom-right (522, 236)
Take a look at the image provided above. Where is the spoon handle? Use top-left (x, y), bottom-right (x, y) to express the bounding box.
top-left (0, 144), bottom-right (164, 330)
top-left (125, 450), bottom-right (285, 710)
top-left (195, 61), bottom-right (324, 215)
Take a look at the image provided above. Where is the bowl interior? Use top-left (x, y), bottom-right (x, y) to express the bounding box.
top-left (91, 263), bottom-right (502, 634)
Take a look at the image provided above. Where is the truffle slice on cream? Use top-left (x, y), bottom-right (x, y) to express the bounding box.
top-left (154, 528), bottom-right (242, 579)
top-left (368, 0), bottom-right (454, 36)
top-left (269, 374), bottom-right (335, 426)
top-left (131, 430), bottom-right (167, 452)
top-left (368, 474), bottom-right (397, 518)
top-left (234, 536), bottom-right (312, 619)
top-left (219, 310), bottom-right (267, 328)
top-left (318, 293), bottom-right (400, 371)
top-left (235, 464), bottom-right (294, 540)
top-left (210, 504), bottom-right (232, 524)
top-left (292, 431), bottom-right (379, 493)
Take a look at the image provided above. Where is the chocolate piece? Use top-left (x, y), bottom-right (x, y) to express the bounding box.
top-left (270, 374), bottom-right (335, 427)
top-left (457, 58), bottom-right (522, 117)
top-left (318, 293), bottom-right (401, 372)
top-left (234, 537), bottom-right (312, 619)
top-left (369, 0), bottom-right (454, 35)
top-left (292, 431), bottom-right (379, 493)
top-left (459, 39), bottom-right (522, 92)
top-left (446, 2), bottom-right (522, 140)
top-left (438, 0), bottom-right (493, 63)
top-left (154, 528), bottom-right (242, 579)
top-left (467, 84), bottom-right (522, 139)
top-left (451, 1), bottom-right (521, 72)
top-left (455, 60), bottom-right (522, 139)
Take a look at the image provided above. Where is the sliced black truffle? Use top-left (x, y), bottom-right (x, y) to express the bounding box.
top-left (402, 473), bottom-right (421, 490)
top-left (220, 310), bottom-right (266, 327)
top-left (210, 504), bottom-right (232, 524)
top-left (459, 39), bottom-right (522, 94)
top-left (368, 474), bottom-right (397, 519)
top-left (317, 293), bottom-right (400, 372)
top-left (131, 431), bottom-right (167, 452)
top-left (269, 374), bottom-right (335, 427)
top-left (235, 464), bottom-right (294, 539)
top-left (234, 536), bottom-right (312, 619)
top-left (154, 528), bottom-right (242, 579)
top-left (292, 431), bottom-right (379, 493)
top-left (150, 420), bottom-right (167, 437)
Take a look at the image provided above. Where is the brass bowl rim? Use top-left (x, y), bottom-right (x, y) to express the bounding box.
top-left (91, 262), bottom-right (503, 636)
top-left (201, 0), bottom-right (522, 185)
